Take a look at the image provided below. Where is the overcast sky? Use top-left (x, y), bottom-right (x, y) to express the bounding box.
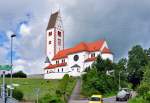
top-left (0, 0), bottom-right (150, 74)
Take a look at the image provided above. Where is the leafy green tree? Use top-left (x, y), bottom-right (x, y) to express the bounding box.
top-left (127, 45), bottom-right (149, 88)
top-left (137, 62), bottom-right (150, 102)
top-left (5, 71), bottom-right (27, 78)
top-left (82, 56), bottom-right (118, 96)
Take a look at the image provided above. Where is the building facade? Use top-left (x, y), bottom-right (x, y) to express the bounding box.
top-left (44, 11), bottom-right (113, 79)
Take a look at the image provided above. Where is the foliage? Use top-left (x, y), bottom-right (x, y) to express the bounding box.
top-left (5, 71), bottom-right (27, 78)
top-left (39, 93), bottom-right (64, 103)
top-left (39, 75), bottom-right (76, 103)
top-left (127, 45), bottom-right (149, 89)
top-left (82, 55), bottom-right (119, 96)
top-left (12, 89), bottom-right (24, 100)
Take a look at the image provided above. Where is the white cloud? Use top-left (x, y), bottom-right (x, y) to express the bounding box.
top-left (19, 24), bottom-right (31, 36)
top-left (1, 0), bottom-right (150, 74)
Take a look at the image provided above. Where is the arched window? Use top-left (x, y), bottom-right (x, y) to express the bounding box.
top-left (58, 31), bottom-right (61, 37)
top-left (49, 32), bottom-right (52, 36)
top-left (62, 68), bottom-right (63, 72)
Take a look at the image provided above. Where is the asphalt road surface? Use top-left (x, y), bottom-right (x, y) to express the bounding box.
top-left (69, 97), bottom-right (127, 103)
top-left (68, 80), bottom-right (127, 103)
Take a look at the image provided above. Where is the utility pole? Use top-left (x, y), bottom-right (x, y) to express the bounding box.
top-left (10, 34), bottom-right (16, 98)
top-left (119, 71), bottom-right (121, 90)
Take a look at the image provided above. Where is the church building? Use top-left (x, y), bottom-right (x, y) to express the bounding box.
top-left (44, 11), bottom-right (113, 79)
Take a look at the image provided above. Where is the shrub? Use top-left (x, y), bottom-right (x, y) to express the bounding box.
top-left (39, 93), bottom-right (64, 103)
top-left (12, 89), bottom-right (24, 100)
top-left (137, 83), bottom-right (150, 96)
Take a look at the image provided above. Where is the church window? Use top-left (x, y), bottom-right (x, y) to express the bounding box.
top-left (49, 41), bottom-right (51, 44)
top-left (58, 39), bottom-right (61, 46)
top-left (74, 55), bottom-right (79, 61)
top-left (77, 68), bottom-right (80, 72)
top-left (58, 31), bottom-right (61, 37)
top-left (62, 59), bottom-right (65, 63)
top-left (47, 70), bottom-right (48, 74)
top-left (91, 53), bottom-right (95, 57)
top-left (58, 69), bottom-right (59, 72)
top-left (49, 32), bottom-right (52, 36)
top-left (56, 60), bottom-right (59, 64)
top-left (62, 68), bottom-right (63, 72)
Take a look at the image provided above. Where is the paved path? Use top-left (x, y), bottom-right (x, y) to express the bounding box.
top-left (68, 79), bottom-right (127, 103)
top-left (68, 79), bottom-right (81, 103)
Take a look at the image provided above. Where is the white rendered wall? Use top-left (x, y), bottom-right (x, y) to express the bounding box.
top-left (101, 53), bottom-right (113, 61)
top-left (44, 72), bottom-right (68, 79)
top-left (46, 29), bottom-right (55, 61)
top-left (68, 52), bottom-right (88, 76)
top-left (44, 66), bottom-right (68, 79)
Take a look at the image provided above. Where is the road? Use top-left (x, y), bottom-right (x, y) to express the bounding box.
top-left (69, 97), bottom-right (127, 103)
top-left (68, 79), bottom-right (127, 103)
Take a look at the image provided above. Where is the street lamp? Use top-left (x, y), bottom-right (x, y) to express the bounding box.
top-left (10, 34), bottom-right (16, 98)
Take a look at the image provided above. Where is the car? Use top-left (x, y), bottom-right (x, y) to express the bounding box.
top-left (116, 88), bottom-right (132, 101)
top-left (88, 95), bottom-right (103, 103)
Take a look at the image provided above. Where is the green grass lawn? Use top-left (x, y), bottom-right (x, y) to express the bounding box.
top-left (0, 78), bottom-right (76, 102)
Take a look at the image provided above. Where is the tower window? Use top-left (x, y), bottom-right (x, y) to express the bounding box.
top-left (58, 39), bottom-right (61, 46)
top-left (49, 32), bottom-right (52, 36)
top-left (62, 68), bottom-right (63, 72)
top-left (49, 41), bottom-right (51, 44)
top-left (58, 69), bottom-right (59, 72)
top-left (58, 31), bottom-right (61, 37)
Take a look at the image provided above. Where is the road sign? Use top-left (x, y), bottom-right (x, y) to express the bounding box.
top-left (0, 65), bottom-right (11, 71)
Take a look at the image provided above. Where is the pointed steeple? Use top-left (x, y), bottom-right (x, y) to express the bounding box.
top-left (46, 11), bottom-right (59, 30)
top-left (45, 56), bottom-right (51, 64)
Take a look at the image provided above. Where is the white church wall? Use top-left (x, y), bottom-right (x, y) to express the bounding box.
top-left (55, 28), bottom-right (64, 53)
top-left (46, 29), bottom-right (55, 60)
top-left (68, 52), bottom-right (88, 71)
top-left (44, 72), bottom-right (67, 79)
top-left (100, 41), bottom-right (108, 51)
top-left (101, 53), bottom-right (113, 61)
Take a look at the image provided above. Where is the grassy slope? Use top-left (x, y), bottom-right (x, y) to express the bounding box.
top-left (0, 78), bottom-right (76, 101)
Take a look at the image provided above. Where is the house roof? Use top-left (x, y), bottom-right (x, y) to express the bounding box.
top-left (85, 57), bottom-right (97, 62)
top-left (45, 62), bottom-right (67, 69)
top-left (52, 40), bottom-right (105, 60)
top-left (102, 47), bottom-right (112, 54)
top-left (46, 11), bottom-right (59, 30)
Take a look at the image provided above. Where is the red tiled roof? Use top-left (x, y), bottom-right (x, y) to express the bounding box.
top-left (52, 40), bottom-right (105, 60)
top-left (102, 47), bottom-right (112, 54)
top-left (45, 62), bottom-right (67, 69)
top-left (85, 57), bottom-right (96, 62)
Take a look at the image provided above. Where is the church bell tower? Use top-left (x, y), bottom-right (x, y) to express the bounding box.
top-left (45, 11), bottom-right (64, 62)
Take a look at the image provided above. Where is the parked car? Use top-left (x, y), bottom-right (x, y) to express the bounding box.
top-left (88, 95), bottom-right (103, 103)
top-left (116, 88), bottom-right (132, 101)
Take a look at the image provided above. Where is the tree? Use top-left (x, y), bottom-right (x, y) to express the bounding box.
top-left (82, 56), bottom-right (118, 96)
top-left (127, 45), bottom-right (149, 88)
top-left (137, 62), bottom-right (150, 102)
top-left (5, 71), bottom-right (27, 78)
top-left (13, 71), bottom-right (27, 78)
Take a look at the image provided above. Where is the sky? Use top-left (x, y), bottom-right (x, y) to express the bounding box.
top-left (0, 0), bottom-right (150, 74)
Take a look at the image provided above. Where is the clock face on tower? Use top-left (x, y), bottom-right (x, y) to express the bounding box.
top-left (74, 55), bottom-right (79, 61)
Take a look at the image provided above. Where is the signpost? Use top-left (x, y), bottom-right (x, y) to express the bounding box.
top-left (0, 65), bottom-right (11, 103)
top-left (0, 65), bottom-right (11, 71)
